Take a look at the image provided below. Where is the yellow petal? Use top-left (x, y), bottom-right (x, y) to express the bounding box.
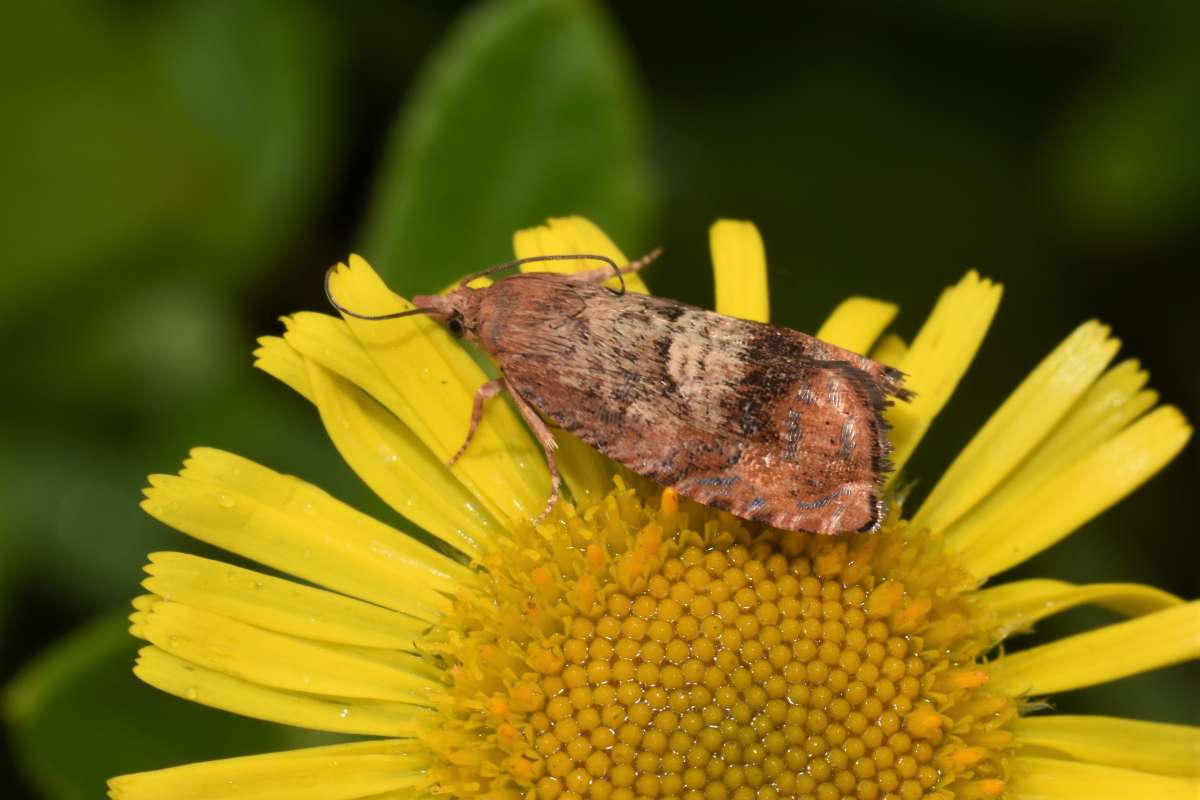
top-left (512, 216), bottom-right (628, 494)
top-left (304, 358), bottom-right (502, 557)
top-left (948, 405), bottom-right (1192, 579)
top-left (943, 359), bottom-right (1159, 561)
top-left (999, 359), bottom-right (1157, 493)
top-left (913, 321), bottom-right (1119, 534)
top-left (133, 646), bottom-right (427, 737)
top-left (709, 220), bottom-right (769, 323)
top-left (327, 256), bottom-right (550, 526)
top-left (886, 271), bottom-right (1003, 477)
top-left (253, 335), bottom-right (313, 402)
top-left (513, 215), bottom-right (648, 294)
top-left (554, 430), bottom-right (616, 506)
top-left (1007, 756), bottom-right (1197, 800)
top-left (179, 447), bottom-right (475, 592)
top-left (143, 461), bottom-right (457, 620)
top-left (816, 297), bottom-right (898, 355)
top-left (142, 552), bottom-right (426, 650)
top-left (871, 333), bottom-right (907, 367)
top-left (136, 600), bottom-right (440, 703)
top-left (109, 738), bottom-right (429, 800)
top-left (278, 312), bottom-right (507, 549)
top-left (987, 601), bottom-right (1200, 696)
top-left (974, 578), bottom-right (1183, 638)
top-left (281, 311), bottom-right (422, 432)
top-left (1013, 715), bottom-right (1200, 777)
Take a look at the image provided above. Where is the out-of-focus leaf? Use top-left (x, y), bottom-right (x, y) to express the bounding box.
top-left (362, 0), bottom-right (654, 293)
top-left (0, 510), bottom-right (11, 648)
top-left (148, 0), bottom-right (342, 276)
top-left (0, 0), bottom-right (342, 325)
top-left (0, 367), bottom-right (382, 608)
top-left (0, 3), bottom-right (182, 320)
top-left (1045, 6), bottom-right (1200, 243)
top-left (13, 280), bottom-right (239, 415)
top-left (5, 614), bottom-right (346, 800)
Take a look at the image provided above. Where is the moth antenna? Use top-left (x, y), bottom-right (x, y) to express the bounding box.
top-left (324, 267), bottom-right (434, 321)
top-left (628, 246), bottom-right (664, 272)
top-left (459, 253), bottom-right (628, 295)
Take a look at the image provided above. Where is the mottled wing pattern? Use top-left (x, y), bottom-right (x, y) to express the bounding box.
top-left (477, 275), bottom-right (907, 534)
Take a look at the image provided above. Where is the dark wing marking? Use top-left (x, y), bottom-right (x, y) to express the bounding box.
top-left (669, 361), bottom-right (889, 534)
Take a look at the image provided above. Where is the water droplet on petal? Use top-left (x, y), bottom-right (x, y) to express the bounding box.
top-left (338, 706), bottom-right (351, 719)
top-left (216, 493), bottom-right (236, 508)
top-left (185, 686), bottom-right (198, 700)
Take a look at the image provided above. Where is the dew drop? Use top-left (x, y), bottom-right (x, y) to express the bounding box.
top-left (338, 706), bottom-right (351, 719)
top-left (216, 493), bottom-right (236, 508)
top-left (167, 636), bottom-right (180, 649)
top-left (185, 686), bottom-right (198, 700)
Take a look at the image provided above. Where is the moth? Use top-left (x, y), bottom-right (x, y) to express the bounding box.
top-left (327, 252), bottom-right (911, 534)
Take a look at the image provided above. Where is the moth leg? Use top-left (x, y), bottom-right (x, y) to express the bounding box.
top-left (572, 247), bottom-right (662, 284)
top-left (448, 378), bottom-right (506, 467)
top-left (505, 382), bottom-right (562, 525)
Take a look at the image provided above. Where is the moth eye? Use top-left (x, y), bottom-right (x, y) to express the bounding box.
top-left (447, 316), bottom-right (465, 337)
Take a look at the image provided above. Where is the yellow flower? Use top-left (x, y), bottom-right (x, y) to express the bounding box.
top-left (110, 217), bottom-right (1198, 800)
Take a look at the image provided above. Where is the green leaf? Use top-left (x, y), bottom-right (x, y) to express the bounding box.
top-left (0, 366), bottom-right (384, 608)
top-left (0, 0), bottom-right (342, 324)
top-left (0, 510), bottom-right (11, 646)
top-left (6, 614), bottom-right (347, 800)
top-left (147, 0), bottom-right (343, 277)
top-left (1045, 7), bottom-right (1200, 243)
top-left (0, 3), bottom-right (182, 320)
top-left (362, 0), bottom-right (655, 294)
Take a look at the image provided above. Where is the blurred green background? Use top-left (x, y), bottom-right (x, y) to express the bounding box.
top-left (2, 1), bottom-right (1197, 797)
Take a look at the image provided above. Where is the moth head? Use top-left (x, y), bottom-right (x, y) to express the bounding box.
top-left (324, 250), bottom-right (633, 339)
top-left (410, 291), bottom-right (477, 339)
top-left (323, 268), bottom-right (478, 340)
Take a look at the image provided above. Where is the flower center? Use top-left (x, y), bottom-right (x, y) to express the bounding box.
top-left (533, 541), bottom-right (945, 800)
top-left (428, 483), bottom-right (1012, 800)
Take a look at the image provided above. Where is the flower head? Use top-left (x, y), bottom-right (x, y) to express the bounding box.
top-left (111, 217), bottom-right (1198, 800)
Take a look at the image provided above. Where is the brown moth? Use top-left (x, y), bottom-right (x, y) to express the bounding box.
top-left (327, 253), bottom-right (911, 534)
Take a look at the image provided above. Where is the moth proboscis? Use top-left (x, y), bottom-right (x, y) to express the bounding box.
top-left (326, 251), bottom-right (912, 534)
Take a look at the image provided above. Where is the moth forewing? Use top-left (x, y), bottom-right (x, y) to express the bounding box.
top-left (427, 271), bottom-right (909, 534)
